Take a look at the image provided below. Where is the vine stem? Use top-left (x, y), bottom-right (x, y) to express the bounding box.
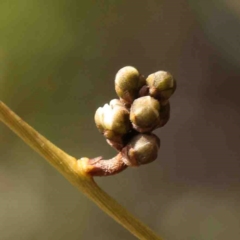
top-left (0, 101), bottom-right (163, 240)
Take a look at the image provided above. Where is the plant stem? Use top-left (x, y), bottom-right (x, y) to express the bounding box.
top-left (0, 101), bottom-right (163, 240)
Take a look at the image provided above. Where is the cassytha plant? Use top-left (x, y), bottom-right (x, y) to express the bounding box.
top-left (0, 66), bottom-right (176, 240)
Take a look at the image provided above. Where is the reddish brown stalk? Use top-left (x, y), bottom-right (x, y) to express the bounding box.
top-left (80, 154), bottom-right (128, 176)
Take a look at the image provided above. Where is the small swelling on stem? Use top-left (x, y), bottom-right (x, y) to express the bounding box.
top-left (88, 66), bottom-right (176, 177)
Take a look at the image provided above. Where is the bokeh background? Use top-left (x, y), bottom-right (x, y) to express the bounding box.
top-left (1, 0), bottom-right (240, 239)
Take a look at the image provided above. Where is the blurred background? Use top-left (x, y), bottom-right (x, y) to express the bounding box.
top-left (1, 0), bottom-right (240, 239)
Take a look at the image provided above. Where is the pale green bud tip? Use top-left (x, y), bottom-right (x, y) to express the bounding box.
top-left (122, 133), bottom-right (160, 166)
top-left (130, 96), bottom-right (160, 133)
top-left (146, 71), bottom-right (176, 100)
top-left (115, 66), bottom-right (145, 104)
top-left (94, 99), bottom-right (131, 139)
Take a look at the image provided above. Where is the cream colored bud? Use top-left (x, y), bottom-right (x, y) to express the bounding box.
top-left (94, 99), bottom-right (131, 143)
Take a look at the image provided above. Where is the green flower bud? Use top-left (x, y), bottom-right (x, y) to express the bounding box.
top-left (130, 96), bottom-right (160, 133)
top-left (94, 99), bottom-right (131, 144)
top-left (115, 66), bottom-right (146, 104)
top-left (122, 133), bottom-right (160, 166)
top-left (146, 71), bottom-right (176, 101)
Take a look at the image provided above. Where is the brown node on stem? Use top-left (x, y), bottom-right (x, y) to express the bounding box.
top-left (79, 155), bottom-right (127, 177)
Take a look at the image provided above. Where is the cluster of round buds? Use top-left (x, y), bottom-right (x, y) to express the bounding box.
top-left (85, 66), bottom-right (176, 176)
